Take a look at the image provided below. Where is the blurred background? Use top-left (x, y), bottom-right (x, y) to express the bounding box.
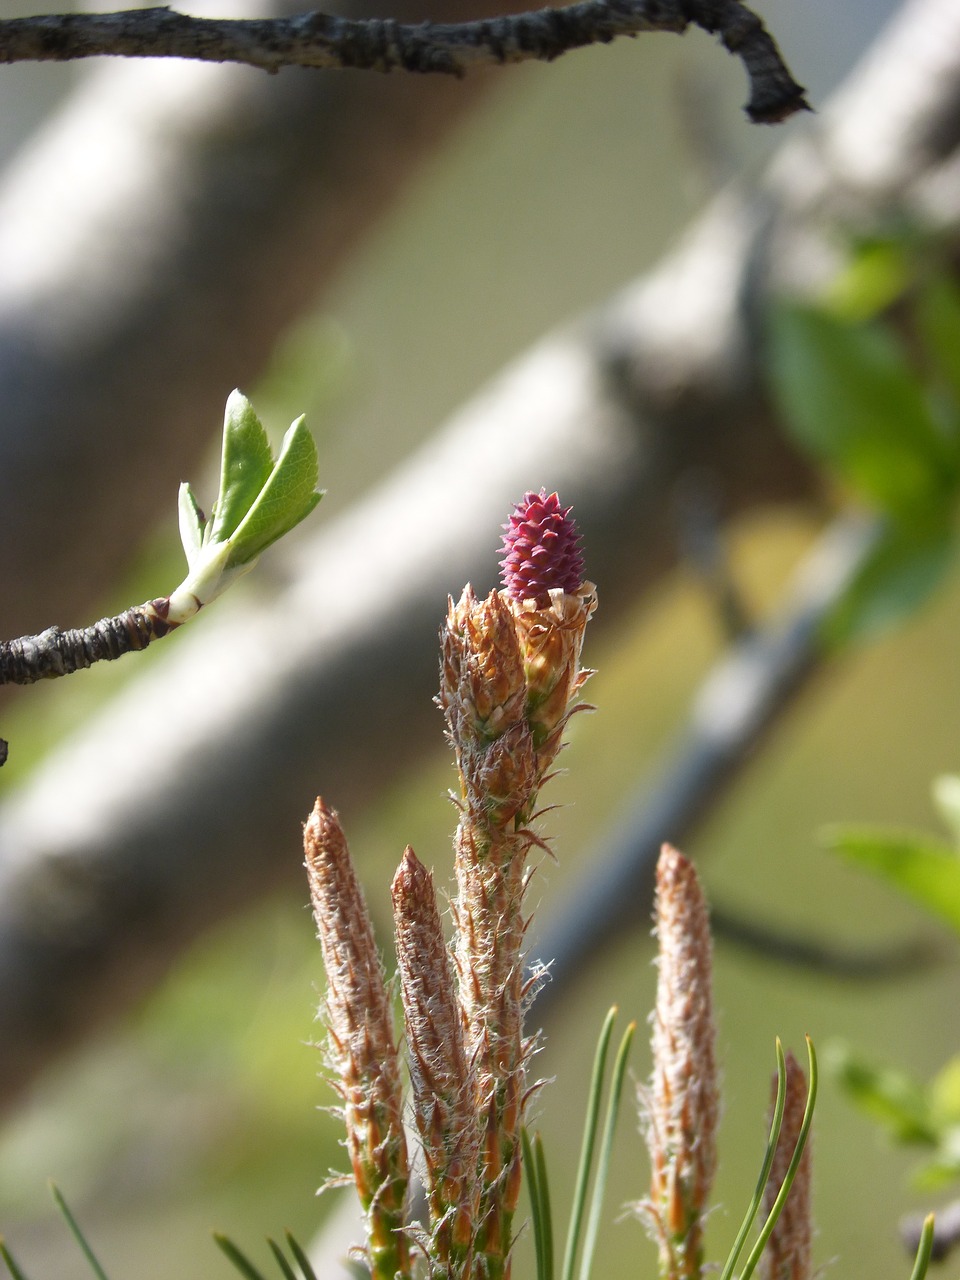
top-left (2, 0), bottom-right (958, 1277)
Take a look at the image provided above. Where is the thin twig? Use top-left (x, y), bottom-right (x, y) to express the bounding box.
top-left (0, 0), bottom-right (809, 122)
top-left (0, 602), bottom-right (176, 688)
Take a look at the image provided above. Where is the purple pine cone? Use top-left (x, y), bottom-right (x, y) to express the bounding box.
top-left (499, 489), bottom-right (584, 604)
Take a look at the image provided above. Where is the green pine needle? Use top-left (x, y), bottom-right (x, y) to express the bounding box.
top-left (908, 1214), bottom-right (936, 1280)
top-left (719, 1040), bottom-right (788, 1280)
top-left (561, 1006), bottom-right (618, 1280)
top-left (49, 1183), bottom-right (111, 1280)
top-left (284, 1231), bottom-right (320, 1280)
top-left (266, 1239), bottom-right (299, 1280)
top-left (739, 1037), bottom-right (818, 1280)
top-left (523, 1127), bottom-right (554, 1280)
top-left (213, 1233), bottom-right (271, 1280)
top-left (0, 1238), bottom-right (33, 1280)
top-left (578, 1020), bottom-right (636, 1280)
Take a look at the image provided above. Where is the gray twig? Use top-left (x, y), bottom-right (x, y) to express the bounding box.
top-left (0, 603), bottom-right (175, 690)
top-left (0, 0), bottom-right (809, 123)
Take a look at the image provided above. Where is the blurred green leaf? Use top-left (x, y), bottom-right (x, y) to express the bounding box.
top-left (769, 307), bottom-right (958, 520)
top-left (208, 391), bottom-right (276, 547)
top-left (824, 826), bottom-right (960, 934)
top-left (824, 238), bottom-right (914, 322)
top-left (930, 1057), bottom-right (960, 1124)
top-left (916, 276), bottom-right (960, 411)
top-left (932, 775), bottom-right (960, 847)
top-left (827, 1044), bottom-right (937, 1145)
top-left (822, 519), bottom-right (955, 648)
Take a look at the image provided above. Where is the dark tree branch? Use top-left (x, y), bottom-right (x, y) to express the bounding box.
top-left (0, 603), bottom-right (175, 689)
top-left (0, 0), bottom-right (808, 123)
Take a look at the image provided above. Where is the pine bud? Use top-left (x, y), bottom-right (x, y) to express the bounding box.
top-left (304, 799), bottom-right (410, 1280)
top-left (640, 844), bottom-right (719, 1280)
top-left (499, 489), bottom-right (585, 605)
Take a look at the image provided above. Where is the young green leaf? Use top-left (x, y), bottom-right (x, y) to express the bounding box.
top-left (208, 390), bottom-right (276, 547)
top-left (177, 481), bottom-right (207, 567)
top-left (824, 825), bottom-right (960, 934)
top-left (225, 414), bottom-right (322, 567)
top-left (166, 394), bottom-right (323, 620)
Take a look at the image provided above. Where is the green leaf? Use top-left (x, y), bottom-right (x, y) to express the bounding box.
top-left (827, 1043), bottom-right (937, 1145)
top-left (208, 391), bottom-right (275, 546)
top-left (226, 414), bottom-right (322, 567)
top-left (768, 307), bottom-right (957, 520)
top-left (214, 1234), bottom-right (271, 1280)
top-left (822, 519), bottom-right (954, 648)
top-left (824, 238), bottom-right (913, 323)
top-left (932, 775), bottom-right (960, 847)
top-left (177, 481), bottom-right (206, 567)
top-left (824, 825), bottom-right (960, 934)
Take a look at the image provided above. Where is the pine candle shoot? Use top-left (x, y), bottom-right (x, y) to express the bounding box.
top-left (305, 488), bottom-right (596, 1280)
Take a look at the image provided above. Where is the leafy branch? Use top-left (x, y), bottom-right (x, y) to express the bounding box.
top-left (0, 390), bottom-right (322, 761)
top-left (0, 0), bottom-right (809, 123)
